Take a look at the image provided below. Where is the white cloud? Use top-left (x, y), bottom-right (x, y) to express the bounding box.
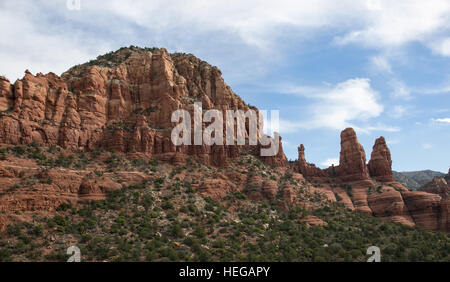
top-left (355, 124), bottom-right (401, 134)
top-left (390, 105), bottom-right (407, 118)
top-left (103, 0), bottom-right (450, 59)
top-left (432, 118), bottom-right (450, 124)
top-left (418, 85), bottom-right (450, 95)
top-left (334, 0), bottom-right (450, 51)
top-left (278, 119), bottom-right (306, 134)
top-left (423, 143), bottom-right (433, 149)
top-left (282, 78), bottom-right (386, 132)
top-left (370, 56), bottom-right (392, 73)
top-left (430, 37), bottom-right (450, 56)
top-left (390, 80), bottom-right (412, 100)
top-left (386, 140), bottom-right (399, 145)
top-left (0, 1), bottom-right (112, 81)
top-left (1, 0), bottom-right (450, 81)
top-left (385, 79), bottom-right (450, 100)
top-left (320, 158), bottom-right (339, 167)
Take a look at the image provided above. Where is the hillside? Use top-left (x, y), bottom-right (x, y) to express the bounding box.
top-left (0, 145), bottom-right (448, 262)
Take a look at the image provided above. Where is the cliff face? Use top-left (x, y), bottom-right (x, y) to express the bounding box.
top-left (0, 47), bottom-right (286, 167)
top-left (368, 137), bottom-right (395, 182)
top-left (337, 128), bottom-right (370, 182)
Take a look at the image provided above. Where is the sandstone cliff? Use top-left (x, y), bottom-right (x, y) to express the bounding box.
top-left (368, 137), bottom-right (395, 182)
top-left (337, 128), bottom-right (370, 182)
top-left (0, 46), bottom-right (286, 168)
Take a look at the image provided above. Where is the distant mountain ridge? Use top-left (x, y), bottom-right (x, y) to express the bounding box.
top-left (394, 170), bottom-right (446, 190)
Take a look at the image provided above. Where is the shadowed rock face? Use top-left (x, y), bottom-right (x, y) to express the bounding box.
top-left (368, 137), bottom-right (395, 182)
top-left (337, 128), bottom-right (370, 182)
top-left (0, 47), bottom-right (286, 167)
top-left (420, 176), bottom-right (449, 198)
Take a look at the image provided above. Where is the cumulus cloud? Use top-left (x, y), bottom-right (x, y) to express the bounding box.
top-left (280, 78), bottom-right (394, 133)
top-left (334, 0), bottom-right (450, 51)
top-left (99, 0), bottom-right (450, 55)
top-left (1, 0), bottom-right (450, 81)
top-left (0, 1), bottom-right (113, 81)
top-left (430, 37), bottom-right (450, 56)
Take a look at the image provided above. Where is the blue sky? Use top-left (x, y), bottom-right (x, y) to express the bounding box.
top-left (0, 0), bottom-right (449, 172)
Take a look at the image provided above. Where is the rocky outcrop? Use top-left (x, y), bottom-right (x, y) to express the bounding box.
top-left (297, 144), bottom-right (326, 178)
top-left (0, 76), bottom-right (14, 112)
top-left (368, 137), bottom-right (395, 182)
top-left (0, 168), bottom-right (122, 212)
top-left (199, 178), bottom-right (235, 201)
top-left (420, 177), bottom-right (449, 198)
top-left (259, 135), bottom-right (288, 167)
top-left (367, 189), bottom-right (415, 226)
top-left (262, 180), bottom-right (279, 199)
top-left (0, 214), bottom-right (8, 233)
top-left (402, 192), bottom-right (449, 232)
top-left (337, 128), bottom-right (370, 182)
top-left (0, 47), bottom-right (286, 168)
top-left (300, 215), bottom-right (328, 227)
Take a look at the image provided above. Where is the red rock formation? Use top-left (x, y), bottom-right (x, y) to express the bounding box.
top-left (337, 128), bottom-right (370, 182)
top-left (300, 215), bottom-right (328, 227)
top-left (259, 135), bottom-right (288, 167)
top-left (402, 191), bottom-right (448, 232)
top-left (420, 177), bottom-right (449, 198)
top-left (0, 167), bottom-right (122, 212)
top-left (281, 185), bottom-right (296, 205)
top-left (262, 180), bottom-right (278, 199)
top-left (0, 47), bottom-right (286, 167)
top-left (199, 178), bottom-right (235, 201)
top-left (297, 144), bottom-right (326, 178)
top-left (367, 189), bottom-right (415, 226)
top-left (368, 137), bottom-right (395, 182)
top-left (0, 76), bottom-right (14, 112)
top-left (246, 174), bottom-right (266, 201)
top-left (0, 214), bottom-right (8, 233)
top-left (0, 47), bottom-right (448, 233)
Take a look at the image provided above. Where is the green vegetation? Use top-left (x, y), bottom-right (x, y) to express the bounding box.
top-left (0, 144), bottom-right (448, 262)
top-left (0, 177), bottom-right (448, 262)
